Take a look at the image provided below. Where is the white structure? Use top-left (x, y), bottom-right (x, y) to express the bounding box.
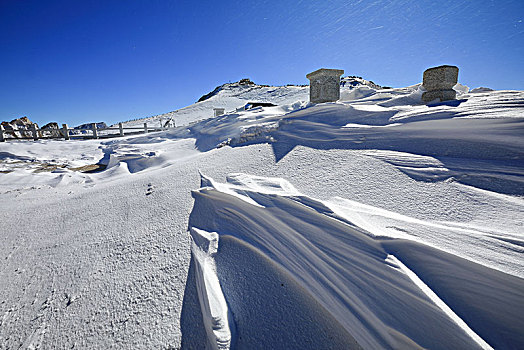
top-left (422, 65), bottom-right (459, 103)
top-left (306, 68), bottom-right (344, 103)
top-left (213, 108), bottom-right (225, 117)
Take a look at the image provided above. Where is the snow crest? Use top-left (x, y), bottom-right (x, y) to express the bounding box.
top-left (189, 173), bottom-right (524, 349)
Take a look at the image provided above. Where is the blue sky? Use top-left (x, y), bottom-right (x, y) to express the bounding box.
top-left (1, 0), bottom-right (523, 126)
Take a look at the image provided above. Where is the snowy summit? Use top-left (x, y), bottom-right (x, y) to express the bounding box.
top-left (1, 76), bottom-right (523, 349)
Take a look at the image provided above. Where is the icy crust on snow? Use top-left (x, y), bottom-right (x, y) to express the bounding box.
top-left (189, 174), bottom-right (523, 349)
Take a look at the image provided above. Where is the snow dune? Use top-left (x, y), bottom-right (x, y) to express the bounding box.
top-left (188, 173), bottom-right (523, 349)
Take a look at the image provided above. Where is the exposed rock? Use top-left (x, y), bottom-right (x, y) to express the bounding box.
top-left (243, 102), bottom-right (277, 110)
top-left (198, 86), bottom-right (225, 103)
top-left (238, 78), bottom-right (255, 85)
top-left (41, 122), bottom-right (59, 129)
top-left (1, 116), bottom-right (35, 139)
top-left (197, 79), bottom-right (257, 103)
top-left (69, 122), bottom-right (107, 135)
top-left (341, 76), bottom-right (383, 90)
top-left (1, 116), bottom-right (34, 128)
top-left (41, 122), bottom-right (61, 137)
top-left (470, 87), bottom-right (494, 93)
top-left (74, 122), bottom-right (107, 130)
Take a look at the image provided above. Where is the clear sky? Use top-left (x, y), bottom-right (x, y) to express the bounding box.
top-left (1, 0), bottom-right (523, 126)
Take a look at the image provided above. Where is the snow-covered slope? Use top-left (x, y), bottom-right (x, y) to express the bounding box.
top-left (121, 76), bottom-right (385, 128)
top-left (122, 79), bottom-right (309, 128)
top-left (1, 80), bottom-right (523, 349)
top-left (189, 173), bottom-right (522, 349)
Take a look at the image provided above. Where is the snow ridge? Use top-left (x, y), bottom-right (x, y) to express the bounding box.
top-left (188, 173), bottom-right (524, 349)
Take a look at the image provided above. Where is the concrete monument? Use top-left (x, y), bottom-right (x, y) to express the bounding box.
top-left (306, 68), bottom-right (344, 103)
top-left (422, 65), bottom-right (459, 103)
top-left (213, 108), bottom-right (225, 117)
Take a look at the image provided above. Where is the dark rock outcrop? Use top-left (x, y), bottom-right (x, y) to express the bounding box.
top-left (41, 122), bottom-right (61, 137)
top-left (197, 79), bottom-right (256, 103)
top-left (340, 76), bottom-right (383, 90)
top-left (71, 122), bottom-right (108, 135)
top-left (74, 122), bottom-right (107, 130)
top-left (41, 122), bottom-right (59, 129)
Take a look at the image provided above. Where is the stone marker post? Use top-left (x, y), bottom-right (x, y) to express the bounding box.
top-left (144, 122), bottom-right (148, 133)
top-left (62, 124), bottom-right (70, 140)
top-left (306, 68), bottom-right (344, 103)
top-left (0, 125), bottom-right (4, 142)
top-left (213, 108), bottom-right (225, 117)
top-left (119, 123), bottom-right (124, 136)
top-left (422, 65), bottom-right (459, 103)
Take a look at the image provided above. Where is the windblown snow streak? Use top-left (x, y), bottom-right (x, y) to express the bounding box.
top-left (189, 227), bottom-right (234, 350)
top-left (189, 174), bottom-right (524, 349)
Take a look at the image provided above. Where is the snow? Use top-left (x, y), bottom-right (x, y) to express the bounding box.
top-left (189, 172), bottom-right (522, 349)
top-left (123, 82), bottom-right (310, 128)
top-left (189, 227), bottom-right (233, 350)
top-left (1, 80), bottom-right (523, 349)
top-left (386, 255), bottom-right (492, 350)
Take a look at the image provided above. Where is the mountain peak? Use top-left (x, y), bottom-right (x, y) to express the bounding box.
top-left (197, 78), bottom-right (258, 103)
top-left (341, 76), bottom-right (384, 90)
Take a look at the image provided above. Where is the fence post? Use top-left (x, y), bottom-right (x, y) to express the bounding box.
top-left (92, 123), bottom-right (98, 139)
top-left (62, 124), bottom-right (69, 140)
top-left (0, 125), bottom-right (5, 142)
top-left (119, 122), bottom-right (124, 137)
top-left (144, 122), bottom-right (148, 133)
top-left (31, 124), bottom-right (39, 141)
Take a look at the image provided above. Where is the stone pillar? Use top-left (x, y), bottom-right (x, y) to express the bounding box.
top-left (144, 122), bottom-right (148, 133)
top-left (0, 125), bottom-right (5, 142)
top-left (306, 68), bottom-right (344, 103)
top-left (119, 123), bottom-right (124, 136)
top-left (213, 108), bottom-right (225, 117)
top-left (422, 65), bottom-right (459, 103)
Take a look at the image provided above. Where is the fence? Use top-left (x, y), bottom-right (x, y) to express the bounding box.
top-left (0, 122), bottom-right (173, 142)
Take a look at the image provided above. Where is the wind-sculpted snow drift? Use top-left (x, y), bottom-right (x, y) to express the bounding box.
top-left (188, 173), bottom-right (523, 350)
